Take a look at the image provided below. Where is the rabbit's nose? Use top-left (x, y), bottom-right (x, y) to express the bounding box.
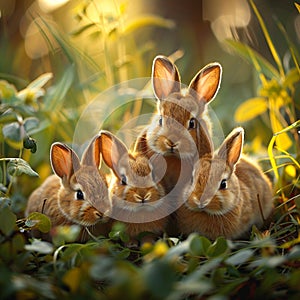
top-left (165, 138), bottom-right (178, 150)
top-left (94, 211), bottom-right (103, 219)
top-left (134, 192), bottom-right (152, 203)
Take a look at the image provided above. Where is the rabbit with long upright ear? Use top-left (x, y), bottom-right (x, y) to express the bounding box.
top-left (25, 134), bottom-right (111, 242)
top-left (134, 55), bottom-right (222, 193)
top-left (176, 126), bottom-right (274, 240)
top-left (100, 130), bottom-right (170, 245)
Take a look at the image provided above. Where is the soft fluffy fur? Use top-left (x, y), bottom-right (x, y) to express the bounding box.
top-left (101, 130), bottom-right (171, 244)
top-left (176, 127), bottom-right (274, 240)
top-left (25, 134), bottom-right (111, 242)
top-left (134, 55), bottom-right (222, 193)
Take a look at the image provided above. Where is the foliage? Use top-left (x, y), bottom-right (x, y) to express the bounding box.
top-left (0, 1), bottom-right (299, 299)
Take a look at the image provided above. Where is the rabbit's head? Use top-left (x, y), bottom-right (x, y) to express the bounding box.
top-left (143, 55), bottom-right (222, 160)
top-left (101, 130), bottom-right (168, 222)
top-left (185, 127), bottom-right (244, 216)
top-left (50, 134), bottom-right (110, 226)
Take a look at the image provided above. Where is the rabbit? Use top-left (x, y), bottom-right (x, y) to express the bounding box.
top-left (25, 134), bottom-right (111, 242)
top-left (134, 55), bottom-right (222, 194)
top-left (100, 130), bottom-right (171, 245)
top-left (176, 126), bottom-right (274, 240)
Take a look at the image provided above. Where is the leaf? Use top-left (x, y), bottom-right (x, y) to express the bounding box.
top-left (225, 39), bottom-right (280, 80)
top-left (27, 73), bottom-right (53, 90)
top-left (189, 235), bottom-right (211, 256)
top-left (24, 117), bottom-right (39, 133)
top-left (225, 249), bottom-right (254, 266)
top-left (7, 158), bottom-right (39, 177)
top-left (70, 23), bottom-right (97, 36)
top-left (234, 97), bottom-right (268, 122)
top-left (0, 80), bottom-right (17, 100)
top-left (123, 15), bottom-right (175, 34)
top-left (2, 122), bottom-right (22, 142)
top-left (0, 206), bottom-right (17, 236)
top-left (25, 239), bottom-right (54, 254)
top-left (26, 212), bottom-right (51, 233)
top-left (0, 111), bottom-right (18, 124)
top-left (207, 237), bottom-right (229, 257)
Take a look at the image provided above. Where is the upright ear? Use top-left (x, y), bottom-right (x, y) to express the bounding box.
top-left (152, 55), bottom-right (181, 100)
top-left (81, 134), bottom-right (102, 168)
top-left (218, 127), bottom-right (244, 168)
top-left (100, 130), bottom-right (128, 175)
top-left (196, 120), bottom-right (213, 158)
top-left (50, 143), bottom-right (80, 180)
top-left (133, 133), bottom-right (148, 154)
top-left (188, 62), bottom-right (222, 104)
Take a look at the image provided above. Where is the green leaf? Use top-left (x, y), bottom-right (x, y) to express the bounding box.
top-left (7, 158), bottom-right (39, 177)
top-left (0, 111), bottom-right (18, 124)
top-left (234, 97), bottom-right (268, 122)
top-left (0, 80), bottom-right (17, 100)
top-left (0, 206), bottom-right (17, 236)
top-left (189, 235), bottom-right (211, 256)
top-left (24, 117), bottom-right (39, 134)
top-left (26, 212), bottom-right (51, 233)
top-left (2, 122), bottom-right (22, 142)
top-left (207, 237), bottom-right (229, 257)
top-left (225, 39), bottom-right (280, 79)
top-left (25, 238), bottom-right (54, 254)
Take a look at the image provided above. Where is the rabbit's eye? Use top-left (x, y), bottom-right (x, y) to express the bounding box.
top-left (158, 116), bottom-right (163, 127)
top-left (188, 118), bottom-right (197, 129)
top-left (120, 174), bottom-right (127, 185)
top-left (219, 179), bottom-right (227, 190)
top-left (76, 189), bottom-right (84, 200)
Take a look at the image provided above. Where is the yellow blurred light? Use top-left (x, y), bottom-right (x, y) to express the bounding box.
top-left (38, 0), bottom-right (70, 13)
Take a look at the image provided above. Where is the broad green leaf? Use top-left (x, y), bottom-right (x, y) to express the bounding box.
top-left (24, 117), bottom-right (39, 133)
top-left (189, 235), bottom-right (211, 256)
top-left (225, 39), bottom-right (280, 80)
top-left (26, 212), bottom-right (51, 233)
top-left (234, 97), bottom-right (268, 122)
top-left (7, 158), bottom-right (39, 177)
top-left (0, 206), bottom-right (17, 236)
top-left (2, 122), bottom-right (22, 142)
top-left (207, 237), bottom-right (229, 257)
top-left (123, 15), bottom-right (175, 35)
top-left (25, 239), bottom-right (53, 254)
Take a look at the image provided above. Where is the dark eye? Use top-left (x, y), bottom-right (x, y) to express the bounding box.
top-left (120, 174), bottom-right (127, 185)
top-left (188, 118), bottom-right (196, 129)
top-left (76, 189), bottom-right (84, 200)
top-left (159, 116), bottom-right (163, 127)
top-left (219, 179), bottom-right (227, 190)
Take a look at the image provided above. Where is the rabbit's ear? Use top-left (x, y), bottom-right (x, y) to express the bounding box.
top-left (188, 62), bottom-right (222, 104)
top-left (51, 143), bottom-right (80, 180)
top-left (81, 134), bottom-right (102, 168)
top-left (196, 121), bottom-right (213, 158)
top-left (100, 130), bottom-right (128, 174)
top-left (218, 127), bottom-right (244, 168)
top-left (133, 133), bottom-right (148, 154)
top-left (152, 55), bottom-right (181, 100)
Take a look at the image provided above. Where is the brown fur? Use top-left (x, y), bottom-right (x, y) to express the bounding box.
top-left (101, 131), bottom-right (170, 245)
top-left (134, 55), bottom-right (222, 193)
top-left (176, 127), bottom-right (274, 240)
top-left (25, 134), bottom-right (111, 242)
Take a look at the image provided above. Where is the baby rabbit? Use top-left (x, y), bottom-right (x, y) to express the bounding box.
top-left (25, 134), bottom-right (111, 242)
top-left (176, 126), bottom-right (274, 240)
top-left (135, 55), bottom-right (222, 193)
top-left (100, 130), bottom-right (170, 245)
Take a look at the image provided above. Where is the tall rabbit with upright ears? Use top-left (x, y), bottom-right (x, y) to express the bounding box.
top-left (25, 134), bottom-right (111, 241)
top-left (134, 55), bottom-right (222, 193)
top-left (100, 130), bottom-right (170, 245)
top-left (176, 125), bottom-right (274, 240)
